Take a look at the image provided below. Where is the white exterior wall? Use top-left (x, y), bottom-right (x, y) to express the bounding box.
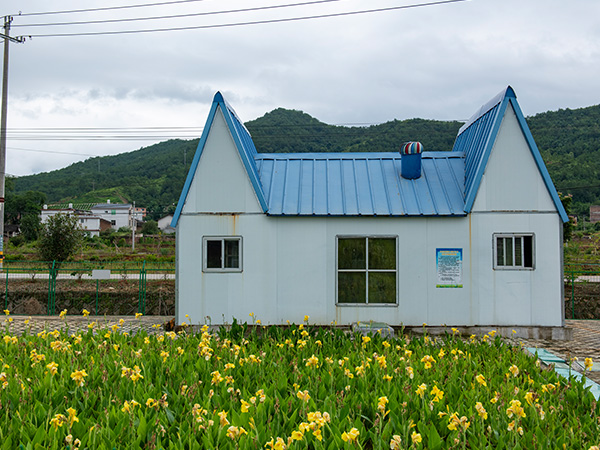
top-left (176, 212), bottom-right (562, 327)
top-left (177, 213), bottom-right (472, 326)
top-left (79, 217), bottom-right (101, 237)
top-left (469, 212), bottom-right (563, 327)
top-left (90, 207), bottom-right (131, 230)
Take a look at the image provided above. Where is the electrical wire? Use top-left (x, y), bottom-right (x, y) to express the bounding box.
top-left (7, 146), bottom-right (101, 156)
top-left (15, 0), bottom-right (468, 38)
top-left (13, 0), bottom-right (213, 17)
top-left (13, 0), bottom-right (347, 28)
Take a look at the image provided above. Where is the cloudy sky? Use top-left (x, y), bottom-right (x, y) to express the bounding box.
top-left (4, 0), bottom-right (600, 176)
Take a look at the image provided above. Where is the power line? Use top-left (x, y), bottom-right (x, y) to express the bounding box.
top-left (13, 0), bottom-right (346, 28)
top-left (7, 146), bottom-right (100, 156)
top-left (15, 0), bottom-right (469, 38)
top-left (13, 0), bottom-right (212, 17)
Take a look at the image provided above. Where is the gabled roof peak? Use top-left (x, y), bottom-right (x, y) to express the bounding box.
top-left (459, 86), bottom-right (515, 134)
top-left (213, 91), bottom-right (224, 103)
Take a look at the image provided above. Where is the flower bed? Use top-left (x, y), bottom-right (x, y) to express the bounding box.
top-left (1, 314), bottom-right (599, 449)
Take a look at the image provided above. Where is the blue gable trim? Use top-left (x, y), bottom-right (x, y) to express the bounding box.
top-left (171, 92), bottom-right (268, 227)
top-left (454, 86), bottom-right (568, 223)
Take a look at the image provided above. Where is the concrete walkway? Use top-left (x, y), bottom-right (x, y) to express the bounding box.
top-left (518, 319), bottom-right (600, 384)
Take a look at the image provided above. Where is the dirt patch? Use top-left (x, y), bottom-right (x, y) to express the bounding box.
top-left (1, 279), bottom-right (175, 316)
top-left (564, 281), bottom-right (600, 319)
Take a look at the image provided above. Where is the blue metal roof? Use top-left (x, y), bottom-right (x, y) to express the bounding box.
top-left (173, 88), bottom-right (568, 225)
top-left (452, 86), bottom-right (569, 223)
top-left (255, 152), bottom-right (465, 216)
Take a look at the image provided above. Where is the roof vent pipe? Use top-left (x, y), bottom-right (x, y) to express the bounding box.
top-left (400, 142), bottom-right (423, 179)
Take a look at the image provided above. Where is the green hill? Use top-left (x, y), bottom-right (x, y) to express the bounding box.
top-left (12, 104), bottom-right (600, 220)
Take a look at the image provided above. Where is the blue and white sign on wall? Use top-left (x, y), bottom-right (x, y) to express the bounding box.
top-left (436, 248), bottom-right (463, 288)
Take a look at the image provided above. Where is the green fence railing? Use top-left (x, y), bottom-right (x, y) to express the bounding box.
top-left (1, 260), bottom-right (175, 316)
top-left (565, 264), bottom-right (600, 320)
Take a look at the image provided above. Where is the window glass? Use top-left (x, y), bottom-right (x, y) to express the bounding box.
top-left (523, 236), bottom-right (533, 268)
top-left (206, 240), bottom-right (222, 269)
top-left (368, 272), bottom-right (396, 303)
top-left (338, 238), bottom-right (366, 269)
top-left (338, 272), bottom-right (367, 304)
top-left (496, 238), bottom-right (504, 266)
top-left (505, 238), bottom-right (513, 266)
top-left (514, 237), bottom-right (522, 266)
top-left (224, 240), bottom-right (239, 269)
top-left (369, 238), bottom-right (396, 270)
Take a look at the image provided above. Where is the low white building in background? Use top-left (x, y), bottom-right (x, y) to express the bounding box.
top-left (158, 215), bottom-right (175, 234)
top-left (40, 204), bottom-right (112, 237)
top-left (90, 201), bottom-right (133, 230)
top-left (171, 87), bottom-right (569, 335)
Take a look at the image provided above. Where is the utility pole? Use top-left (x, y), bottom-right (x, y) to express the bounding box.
top-left (0, 16), bottom-right (24, 266)
top-left (131, 201), bottom-right (136, 252)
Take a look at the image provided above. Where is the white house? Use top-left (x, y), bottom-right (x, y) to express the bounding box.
top-left (91, 201), bottom-right (133, 230)
top-left (171, 87), bottom-right (569, 334)
top-left (40, 204), bottom-right (111, 237)
top-left (158, 214), bottom-right (176, 234)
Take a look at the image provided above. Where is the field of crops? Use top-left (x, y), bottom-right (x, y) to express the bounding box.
top-left (1, 313), bottom-right (599, 449)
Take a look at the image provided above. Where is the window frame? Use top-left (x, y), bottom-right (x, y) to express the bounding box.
top-left (202, 236), bottom-right (243, 273)
top-left (493, 233), bottom-right (535, 270)
top-left (335, 235), bottom-right (398, 306)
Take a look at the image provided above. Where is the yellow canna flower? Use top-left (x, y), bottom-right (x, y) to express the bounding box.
top-left (50, 414), bottom-right (67, 429)
top-left (341, 427), bottom-right (360, 443)
top-left (411, 431), bottom-right (422, 444)
top-left (585, 358), bottom-right (594, 371)
top-left (218, 410), bottom-right (229, 427)
top-left (475, 374), bottom-right (487, 387)
top-left (415, 383), bottom-right (427, 398)
top-left (305, 355), bottom-right (319, 368)
top-left (296, 390), bottom-right (310, 402)
top-left (475, 402), bottom-right (488, 420)
top-left (291, 430), bottom-right (304, 441)
top-left (70, 369), bottom-right (88, 387)
top-left (390, 435), bottom-right (402, 450)
top-left (67, 407), bottom-right (79, 427)
top-left (506, 399), bottom-right (526, 418)
top-left (241, 399), bottom-right (251, 413)
top-left (46, 361), bottom-right (59, 376)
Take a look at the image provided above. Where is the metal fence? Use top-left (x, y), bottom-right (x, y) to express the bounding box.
top-left (1, 260), bottom-right (175, 316)
top-left (565, 264), bottom-right (600, 320)
top-left (3, 260), bottom-right (597, 319)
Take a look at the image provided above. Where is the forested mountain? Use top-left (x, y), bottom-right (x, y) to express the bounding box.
top-left (527, 105), bottom-right (600, 218)
top-left (13, 104), bottom-right (600, 220)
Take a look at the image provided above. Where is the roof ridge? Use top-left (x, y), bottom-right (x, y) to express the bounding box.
top-left (458, 86), bottom-right (515, 135)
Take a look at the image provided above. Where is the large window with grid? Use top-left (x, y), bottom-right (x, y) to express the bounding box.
top-left (493, 233), bottom-right (534, 270)
top-left (203, 237), bottom-right (242, 272)
top-left (337, 236), bottom-right (397, 304)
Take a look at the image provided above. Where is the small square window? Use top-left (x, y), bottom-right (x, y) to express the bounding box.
top-left (203, 237), bottom-right (242, 272)
top-left (494, 234), bottom-right (534, 269)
